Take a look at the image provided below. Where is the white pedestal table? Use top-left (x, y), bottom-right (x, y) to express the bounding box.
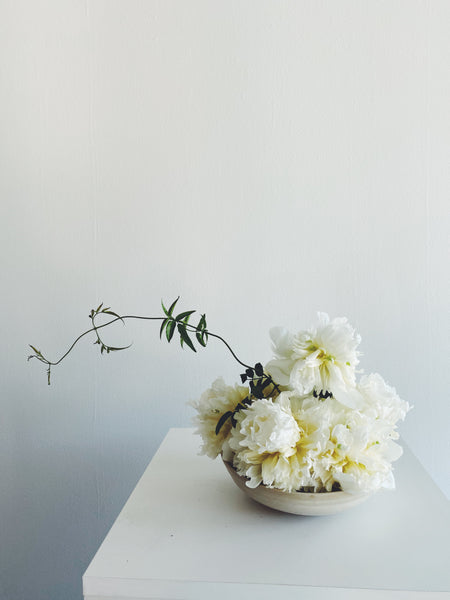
top-left (83, 428), bottom-right (450, 600)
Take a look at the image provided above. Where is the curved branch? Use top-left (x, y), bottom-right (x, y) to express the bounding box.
top-left (28, 309), bottom-right (251, 383)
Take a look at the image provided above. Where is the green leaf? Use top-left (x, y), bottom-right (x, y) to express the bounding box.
top-left (261, 378), bottom-right (271, 390)
top-left (106, 344), bottom-right (132, 352)
top-left (161, 299), bottom-right (169, 316)
top-left (215, 411), bottom-right (233, 435)
top-left (167, 296), bottom-right (180, 316)
top-left (159, 317), bottom-right (169, 339)
top-left (102, 310), bottom-right (124, 323)
top-left (177, 323), bottom-right (196, 352)
top-left (196, 330), bottom-right (207, 347)
top-left (254, 363), bottom-right (264, 377)
top-left (197, 314), bottom-right (206, 331)
top-left (195, 314), bottom-right (208, 346)
top-left (166, 319), bottom-right (176, 342)
top-left (176, 310), bottom-right (196, 322)
top-left (29, 345), bottom-right (40, 354)
top-left (96, 302), bottom-right (103, 313)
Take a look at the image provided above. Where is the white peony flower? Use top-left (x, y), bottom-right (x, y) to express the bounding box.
top-left (189, 377), bottom-right (248, 459)
top-left (289, 394), bottom-right (349, 491)
top-left (230, 394), bottom-right (300, 457)
top-left (226, 387), bottom-right (408, 494)
top-left (229, 394), bottom-right (302, 491)
top-left (318, 409), bottom-right (405, 494)
top-left (290, 392), bottom-right (407, 494)
top-left (317, 372), bottom-right (410, 494)
top-left (265, 313), bottom-right (361, 407)
top-left (231, 394), bottom-right (342, 492)
top-left (358, 373), bottom-right (410, 425)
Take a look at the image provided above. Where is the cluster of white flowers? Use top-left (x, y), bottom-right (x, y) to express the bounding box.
top-left (191, 314), bottom-right (410, 495)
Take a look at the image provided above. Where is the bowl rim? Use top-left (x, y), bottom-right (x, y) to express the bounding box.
top-left (221, 456), bottom-right (373, 515)
top-left (222, 456), bottom-right (355, 497)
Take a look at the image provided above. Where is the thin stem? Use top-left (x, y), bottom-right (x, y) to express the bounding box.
top-left (29, 314), bottom-right (251, 372)
top-left (53, 315), bottom-right (161, 366)
top-left (183, 324), bottom-right (250, 369)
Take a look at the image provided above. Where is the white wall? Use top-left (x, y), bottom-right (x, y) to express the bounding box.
top-left (1, 1), bottom-right (449, 599)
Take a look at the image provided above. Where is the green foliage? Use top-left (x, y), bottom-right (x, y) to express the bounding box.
top-left (215, 411), bottom-right (234, 435)
top-left (28, 296), bottom-right (282, 443)
top-left (159, 299), bottom-right (209, 354)
top-left (215, 363), bottom-right (281, 435)
top-left (28, 296), bottom-right (228, 385)
top-left (89, 303), bottom-right (131, 355)
top-left (195, 314), bottom-right (208, 347)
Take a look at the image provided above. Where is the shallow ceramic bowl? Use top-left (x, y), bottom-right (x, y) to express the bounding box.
top-left (223, 459), bottom-right (372, 516)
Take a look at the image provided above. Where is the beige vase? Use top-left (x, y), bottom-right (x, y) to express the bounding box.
top-left (222, 458), bottom-right (373, 516)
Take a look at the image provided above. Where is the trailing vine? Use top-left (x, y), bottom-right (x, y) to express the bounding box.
top-left (28, 297), bottom-right (280, 416)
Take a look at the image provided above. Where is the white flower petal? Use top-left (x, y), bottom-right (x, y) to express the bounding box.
top-left (265, 358), bottom-right (295, 386)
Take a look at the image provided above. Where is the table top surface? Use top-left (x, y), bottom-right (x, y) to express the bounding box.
top-left (83, 428), bottom-right (450, 599)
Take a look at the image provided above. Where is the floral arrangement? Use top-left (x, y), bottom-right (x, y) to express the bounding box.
top-left (29, 298), bottom-right (410, 495)
top-left (191, 313), bottom-right (410, 495)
